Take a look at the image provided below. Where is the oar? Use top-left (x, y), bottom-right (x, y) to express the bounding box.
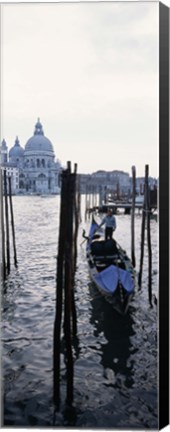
top-left (80, 229), bottom-right (89, 246)
top-left (80, 238), bottom-right (86, 246)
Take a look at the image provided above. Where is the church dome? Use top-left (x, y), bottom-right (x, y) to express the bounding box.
top-left (25, 119), bottom-right (54, 153)
top-left (9, 137), bottom-right (24, 157)
top-left (1, 139), bottom-right (7, 149)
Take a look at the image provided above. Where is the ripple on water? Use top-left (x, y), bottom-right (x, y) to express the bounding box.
top-left (2, 197), bottom-right (158, 428)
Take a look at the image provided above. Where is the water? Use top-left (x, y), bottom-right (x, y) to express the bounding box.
top-left (2, 196), bottom-right (158, 428)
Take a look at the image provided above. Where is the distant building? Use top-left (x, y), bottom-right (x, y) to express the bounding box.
top-left (78, 173), bottom-right (91, 192)
top-left (1, 163), bottom-right (20, 194)
top-left (79, 169), bottom-right (158, 202)
top-left (79, 170), bottom-right (130, 195)
top-left (0, 139), bottom-right (19, 194)
top-left (1, 119), bottom-right (62, 195)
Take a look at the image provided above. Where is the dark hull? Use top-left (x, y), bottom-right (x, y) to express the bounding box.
top-left (88, 263), bottom-right (133, 315)
top-left (87, 240), bottom-right (135, 316)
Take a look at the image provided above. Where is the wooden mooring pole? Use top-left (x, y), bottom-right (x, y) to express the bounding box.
top-left (1, 170), bottom-right (6, 281)
top-left (4, 170), bottom-right (10, 275)
top-left (53, 161), bottom-right (79, 408)
top-left (99, 185), bottom-right (104, 207)
top-left (64, 162), bottom-right (74, 405)
top-left (71, 164), bottom-right (80, 336)
top-left (138, 195), bottom-right (146, 289)
top-left (88, 185), bottom-right (91, 219)
top-left (145, 166), bottom-right (152, 307)
top-left (131, 166), bottom-right (136, 267)
top-left (8, 176), bottom-right (18, 268)
top-left (85, 184), bottom-right (88, 221)
top-left (53, 169), bottom-right (68, 407)
top-left (138, 165), bottom-right (152, 306)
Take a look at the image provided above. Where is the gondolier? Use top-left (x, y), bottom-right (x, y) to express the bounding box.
top-left (99, 208), bottom-right (116, 240)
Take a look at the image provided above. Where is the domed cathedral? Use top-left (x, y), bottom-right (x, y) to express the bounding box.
top-left (9, 136), bottom-right (24, 166)
top-left (5, 119), bottom-right (62, 194)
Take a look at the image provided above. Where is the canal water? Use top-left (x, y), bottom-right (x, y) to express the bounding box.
top-left (2, 196), bottom-right (158, 429)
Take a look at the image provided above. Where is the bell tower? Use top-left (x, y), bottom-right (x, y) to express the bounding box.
top-left (0, 139), bottom-right (8, 164)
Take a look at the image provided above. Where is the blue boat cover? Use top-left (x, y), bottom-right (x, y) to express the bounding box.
top-left (94, 265), bottom-right (134, 294)
top-left (86, 220), bottom-right (100, 252)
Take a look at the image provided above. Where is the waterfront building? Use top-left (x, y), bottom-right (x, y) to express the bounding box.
top-left (1, 119), bottom-right (62, 195)
top-left (79, 170), bottom-right (130, 195)
top-left (79, 170), bottom-right (157, 203)
top-left (0, 139), bottom-right (19, 194)
top-left (1, 163), bottom-right (20, 194)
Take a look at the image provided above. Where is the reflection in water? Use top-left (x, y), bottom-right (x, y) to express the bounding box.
top-left (60, 334), bottom-right (81, 366)
top-left (2, 196), bottom-right (158, 428)
top-left (2, 270), bottom-right (23, 320)
top-left (89, 282), bottom-right (136, 389)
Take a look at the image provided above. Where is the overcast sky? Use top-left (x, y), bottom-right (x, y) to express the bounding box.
top-left (1, 1), bottom-right (159, 176)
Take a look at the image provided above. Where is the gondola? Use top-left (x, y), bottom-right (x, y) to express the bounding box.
top-left (83, 217), bottom-right (135, 315)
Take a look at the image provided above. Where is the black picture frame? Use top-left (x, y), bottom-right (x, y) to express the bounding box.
top-left (159, 1), bottom-right (169, 429)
